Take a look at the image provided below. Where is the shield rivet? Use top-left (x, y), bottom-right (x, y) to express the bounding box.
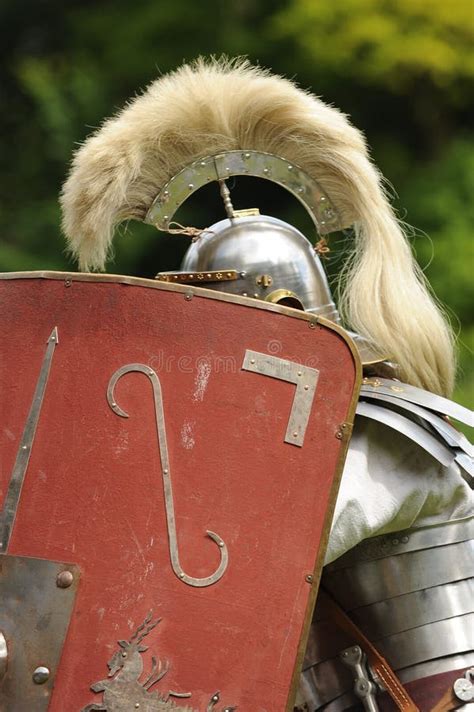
top-left (32, 666), bottom-right (50, 684)
top-left (56, 570), bottom-right (73, 588)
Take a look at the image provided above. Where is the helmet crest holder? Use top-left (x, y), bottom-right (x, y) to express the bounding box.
top-left (145, 150), bottom-right (342, 235)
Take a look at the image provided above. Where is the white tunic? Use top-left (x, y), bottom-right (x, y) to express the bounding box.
top-left (325, 417), bottom-right (474, 564)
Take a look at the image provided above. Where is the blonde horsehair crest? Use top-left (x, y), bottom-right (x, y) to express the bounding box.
top-left (61, 57), bottom-right (455, 396)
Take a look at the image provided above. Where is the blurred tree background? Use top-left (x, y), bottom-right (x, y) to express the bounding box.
top-left (0, 0), bottom-right (472, 406)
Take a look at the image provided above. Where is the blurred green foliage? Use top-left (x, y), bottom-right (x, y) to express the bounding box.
top-left (0, 0), bottom-right (472, 406)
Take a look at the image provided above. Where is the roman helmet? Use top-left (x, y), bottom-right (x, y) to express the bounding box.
top-left (60, 58), bottom-right (455, 395)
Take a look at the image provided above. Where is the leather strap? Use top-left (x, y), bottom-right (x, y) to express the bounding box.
top-left (430, 684), bottom-right (463, 712)
top-left (322, 587), bottom-right (420, 712)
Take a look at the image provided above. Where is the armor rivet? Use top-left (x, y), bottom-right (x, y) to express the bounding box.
top-left (293, 432), bottom-right (298, 437)
top-left (135, 704), bottom-right (140, 709)
top-left (309, 323), bottom-right (316, 329)
top-left (244, 153), bottom-right (251, 159)
top-left (207, 273), bottom-right (212, 278)
top-left (297, 187), bottom-right (304, 194)
top-left (200, 161), bottom-right (206, 167)
top-left (163, 190), bottom-right (169, 197)
top-left (305, 574), bottom-right (313, 583)
top-left (242, 292), bottom-right (248, 297)
top-left (163, 215), bottom-right (169, 220)
top-left (250, 359), bottom-right (255, 364)
top-left (401, 536), bottom-right (409, 543)
top-left (188, 183), bottom-right (194, 190)
top-left (392, 538), bottom-right (399, 546)
top-left (163, 469), bottom-right (168, 475)
top-left (320, 220), bottom-right (326, 226)
top-left (320, 196), bottom-right (326, 202)
top-left (218, 541), bottom-right (224, 547)
top-left (64, 279), bottom-right (72, 288)
top-left (185, 294), bottom-right (193, 301)
top-left (189, 274), bottom-right (194, 278)
top-left (297, 371), bottom-right (302, 377)
top-left (56, 570), bottom-right (74, 588)
top-left (227, 272), bottom-right (232, 277)
top-left (240, 271), bottom-right (246, 277)
top-left (263, 168), bottom-right (269, 174)
top-left (22, 445), bottom-right (28, 450)
top-left (288, 165), bottom-right (293, 170)
top-left (304, 385), bottom-right (309, 391)
top-left (122, 652), bottom-right (127, 658)
top-left (32, 666), bottom-right (50, 685)
top-left (179, 573), bottom-right (185, 579)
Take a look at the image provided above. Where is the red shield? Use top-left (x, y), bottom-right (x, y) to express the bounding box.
top-left (0, 272), bottom-right (360, 711)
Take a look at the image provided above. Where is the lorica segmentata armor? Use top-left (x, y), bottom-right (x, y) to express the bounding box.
top-left (299, 516), bottom-right (474, 711)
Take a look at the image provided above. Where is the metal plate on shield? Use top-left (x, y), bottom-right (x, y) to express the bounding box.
top-left (0, 554), bottom-right (79, 711)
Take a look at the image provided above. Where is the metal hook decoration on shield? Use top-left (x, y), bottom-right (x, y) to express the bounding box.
top-left (107, 364), bottom-right (228, 588)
